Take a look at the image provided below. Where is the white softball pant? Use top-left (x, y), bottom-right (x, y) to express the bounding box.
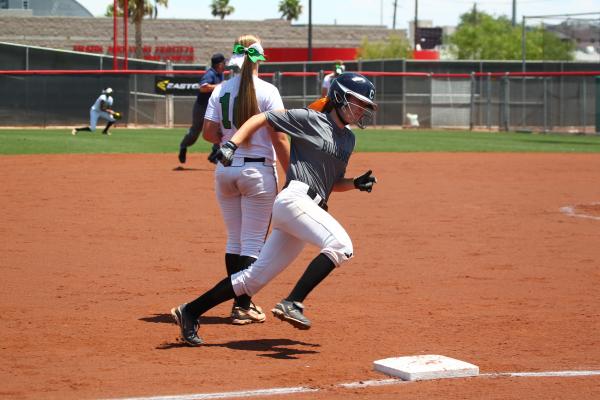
top-left (89, 109), bottom-right (115, 131)
top-left (231, 180), bottom-right (353, 297)
top-left (215, 158), bottom-right (278, 259)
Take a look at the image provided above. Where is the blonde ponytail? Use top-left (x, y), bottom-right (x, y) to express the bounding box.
top-left (234, 35), bottom-right (262, 128)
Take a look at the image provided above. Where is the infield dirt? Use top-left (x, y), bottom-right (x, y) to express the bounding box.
top-left (1, 153), bottom-right (599, 399)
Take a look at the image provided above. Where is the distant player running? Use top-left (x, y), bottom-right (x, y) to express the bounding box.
top-left (72, 87), bottom-right (120, 136)
top-left (178, 53), bottom-right (226, 164)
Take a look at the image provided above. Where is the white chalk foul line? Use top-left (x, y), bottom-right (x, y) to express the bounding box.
top-left (103, 386), bottom-right (318, 400)
top-left (105, 370), bottom-right (600, 400)
top-left (560, 204), bottom-right (600, 221)
top-left (486, 370), bottom-right (600, 378)
top-left (338, 378), bottom-right (405, 389)
top-left (338, 370), bottom-right (600, 389)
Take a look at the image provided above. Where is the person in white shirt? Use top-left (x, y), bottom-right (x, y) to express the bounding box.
top-left (72, 87), bottom-right (119, 135)
top-left (181, 34), bottom-right (289, 325)
top-left (320, 60), bottom-right (345, 97)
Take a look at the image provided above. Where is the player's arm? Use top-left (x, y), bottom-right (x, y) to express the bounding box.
top-left (270, 130), bottom-right (290, 172)
top-left (332, 177), bottom-right (355, 192)
top-left (321, 75), bottom-right (330, 97)
top-left (333, 170), bottom-right (377, 193)
top-left (202, 119), bottom-right (221, 144)
top-left (100, 100), bottom-right (114, 114)
top-left (199, 72), bottom-right (220, 93)
top-left (218, 109), bottom-right (289, 166)
top-left (200, 83), bottom-right (219, 93)
top-left (229, 112), bottom-right (270, 145)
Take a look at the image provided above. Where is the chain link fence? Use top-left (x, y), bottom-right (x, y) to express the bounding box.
top-left (1, 42), bottom-right (598, 133)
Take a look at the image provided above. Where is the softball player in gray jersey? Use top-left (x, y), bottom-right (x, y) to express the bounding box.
top-left (171, 72), bottom-right (378, 346)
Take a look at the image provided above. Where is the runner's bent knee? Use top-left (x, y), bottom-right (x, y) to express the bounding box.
top-left (321, 235), bottom-right (353, 267)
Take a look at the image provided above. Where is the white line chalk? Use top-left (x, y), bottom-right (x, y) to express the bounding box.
top-left (560, 204), bottom-right (600, 220)
top-left (103, 386), bottom-right (318, 400)
top-left (105, 370), bottom-right (600, 400)
top-left (487, 370), bottom-right (600, 378)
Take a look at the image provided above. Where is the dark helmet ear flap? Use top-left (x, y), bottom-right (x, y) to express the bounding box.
top-left (332, 88), bottom-right (345, 105)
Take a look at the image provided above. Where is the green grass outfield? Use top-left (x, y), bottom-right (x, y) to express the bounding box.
top-left (1, 128), bottom-right (600, 155)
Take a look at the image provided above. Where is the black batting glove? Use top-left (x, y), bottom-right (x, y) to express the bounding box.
top-left (353, 170), bottom-right (377, 192)
top-left (216, 140), bottom-right (238, 166)
top-left (207, 143), bottom-right (220, 164)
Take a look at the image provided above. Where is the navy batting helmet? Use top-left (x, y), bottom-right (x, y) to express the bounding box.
top-left (328, 72), bottom-right (377, 128)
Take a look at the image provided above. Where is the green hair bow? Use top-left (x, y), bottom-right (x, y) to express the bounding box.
top-left (232, 43), bottom-right (266, 63)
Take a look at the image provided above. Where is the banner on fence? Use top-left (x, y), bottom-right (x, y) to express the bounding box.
top-left (154, 76), bottom-right (201, 95)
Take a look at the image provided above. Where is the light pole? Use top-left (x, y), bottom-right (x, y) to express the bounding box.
top-left (308, 0), bottom-right (312, 61)
top-left (414, 0), bottom-right (418, 48)
top-left (512, 0), bottom-right (516, 26)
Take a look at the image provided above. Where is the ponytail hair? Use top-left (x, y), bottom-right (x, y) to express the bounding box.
top-left (234, 34), bottom-right (262, 128)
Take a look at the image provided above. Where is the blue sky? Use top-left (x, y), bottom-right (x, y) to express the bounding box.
top-left (77, 0), bottom-right (600, 30)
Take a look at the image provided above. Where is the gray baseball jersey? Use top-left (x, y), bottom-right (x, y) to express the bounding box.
top-left (265, 108), bottom-right (355, 201)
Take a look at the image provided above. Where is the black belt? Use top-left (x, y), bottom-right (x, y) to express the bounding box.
top-left (283, 181), bottom-right (328, 211)
top-left (244, 157), bottom-right (266, 163)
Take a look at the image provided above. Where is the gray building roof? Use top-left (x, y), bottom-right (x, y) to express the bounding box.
top-left (0, 16), bottom-right (396, 63)
top-left (1, 0), bottom-right (93, 17)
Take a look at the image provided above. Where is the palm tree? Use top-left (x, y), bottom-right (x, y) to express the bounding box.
top-left (210, 0), bottom-right (234, 20)
top-left (105, 0), bottom-right (168, 58)
top-left (278, 0), bottom-right (302, 21)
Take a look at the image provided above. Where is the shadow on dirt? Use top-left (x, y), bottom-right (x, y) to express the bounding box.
top-left (139, 313), bottom-right (231, 325)
top-left (157, 338), bottom-right (320, 359)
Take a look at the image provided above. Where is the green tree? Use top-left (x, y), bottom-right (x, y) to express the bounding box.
top-left (448, 8), bottom-right (574, 60)
top-left (358, 33), bottom-right (413, 60)
top-left (105, 0), bottom-right (169, 59)
top-left (278, 0), bottom-right (302, 21)
top-left (210, 0), bottom-right (234, 20)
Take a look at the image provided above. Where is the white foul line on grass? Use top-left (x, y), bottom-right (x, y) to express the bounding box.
top-left (106, 370), bottom-right (600, 400)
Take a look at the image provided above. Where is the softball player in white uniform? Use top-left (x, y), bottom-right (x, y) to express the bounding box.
top-left (321, 61), bottom-right (345, 97)
top-left (172, 72), bottom-right (377, 346)
top-left (201, 35), bottom-right (289, 325)
top-left (72, 88), bottom-right (118, 135)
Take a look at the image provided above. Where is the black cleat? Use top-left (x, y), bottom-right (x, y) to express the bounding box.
top-left (178, 147), bottom-right (187, 164)
top-left (271, 300), bottom-right (311, 330)
top-left (170, 304), bottom-right (203, 346)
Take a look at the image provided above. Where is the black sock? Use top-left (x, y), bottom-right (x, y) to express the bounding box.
top-left (225, 253), bottom-right (247, 308)
top-left (185, 277), bottom-right (236, 319)
top-left (225, 253), bottom-right (241, 277)
top-left (286, 253), bottom-right (335, 303)
top-left (76, 127), bottom-right (91, 132)
top-left (103, 121), bottom-right (114, 133)
top-left (235, 255), bottom-right (257, 309)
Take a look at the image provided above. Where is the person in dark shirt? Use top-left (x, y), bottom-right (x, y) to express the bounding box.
top-left (178, 53), bottom-right (226, 164)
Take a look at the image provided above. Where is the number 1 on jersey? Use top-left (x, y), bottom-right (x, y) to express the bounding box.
top-left (219, 93), bottom-right (238, 129)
